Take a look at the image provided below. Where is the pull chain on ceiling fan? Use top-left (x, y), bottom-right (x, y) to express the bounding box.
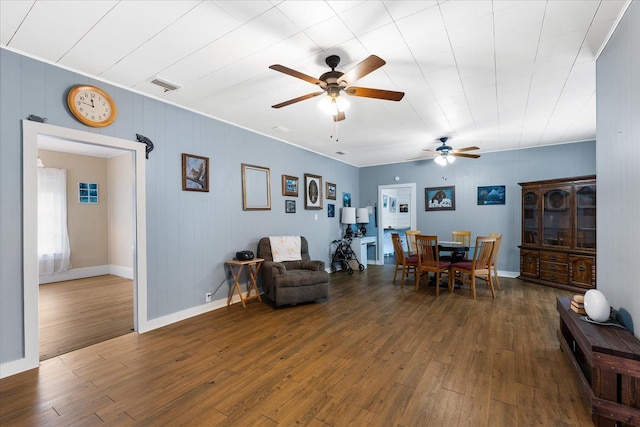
top-left (269, 55), bottom-right (404, 122)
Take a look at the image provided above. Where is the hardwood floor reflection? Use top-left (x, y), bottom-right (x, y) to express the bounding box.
top-left (39, 275), bottom-right (133, 360)
top-left (3, 267), bottom-right (593, 426)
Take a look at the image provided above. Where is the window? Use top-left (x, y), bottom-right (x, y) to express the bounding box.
top-left (38, 167), bottom-right (71, 274)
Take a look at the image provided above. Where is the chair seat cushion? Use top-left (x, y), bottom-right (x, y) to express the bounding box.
top-left (274, 269), bottom-right (329, 288)
top-left (451, 261), bottom-right (472, 270)
top-left (406, 255), bottom-right (418, 263)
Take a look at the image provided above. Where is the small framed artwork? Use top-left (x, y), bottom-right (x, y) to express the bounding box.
top-left (477, 185), bottom-right (506, 205)
top-left (242, 163), bottom-right (271, 210)
top-left (182, 153), bottom-right (209, 192)
top-left (425, 186), bottom-right (456, 211)
top-left (285, 200), bottom-right (296, 213)
top-left (326, 182), bottom-right (336, 200)
top-left (304, 173), bottom-right (323, 210)
top-left (282, 174), bottom-right (298, 197)
top-left (79, 182), bottom-right (99, 204)
top-left (328, 203), bottom-right (335, 217)
top-left (343, 192), bottom-right (351, 207)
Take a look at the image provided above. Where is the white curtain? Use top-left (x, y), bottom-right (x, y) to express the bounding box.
top-left (38, 167), bottom-right (71, 274)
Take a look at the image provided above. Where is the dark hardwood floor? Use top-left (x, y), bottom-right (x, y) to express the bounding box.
top-left (2, 266), bottom-right (593, 426)
top-left (39, 275), bottom-right (134, 360)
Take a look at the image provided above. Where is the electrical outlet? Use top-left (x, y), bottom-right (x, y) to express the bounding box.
top-left (205, 292), bottom-right (212, 303)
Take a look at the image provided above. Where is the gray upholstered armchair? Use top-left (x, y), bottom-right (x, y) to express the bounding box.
top-left (257, 236), bottom-right (329, 306)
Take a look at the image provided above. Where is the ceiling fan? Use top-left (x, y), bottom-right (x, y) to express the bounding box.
top-left (412, 137), bottom-right (480, 165)
top-left (269, 54), bottom-right (404, 122)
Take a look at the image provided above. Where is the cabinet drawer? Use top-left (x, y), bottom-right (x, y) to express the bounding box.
top-left (540, 271), bottom-right (568, 284)
top-left (540, 261), bottom-right (568, 274)
top-left (540, 251), bottom-right (567, 263)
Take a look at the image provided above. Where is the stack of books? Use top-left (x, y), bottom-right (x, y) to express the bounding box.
top-left (571, 294), bottom-right (586, 315)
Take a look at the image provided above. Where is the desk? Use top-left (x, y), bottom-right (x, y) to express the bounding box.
top-left (225, 258), bottom-right (264, 308)
top-left (351, 236), bottom-right (377, 268)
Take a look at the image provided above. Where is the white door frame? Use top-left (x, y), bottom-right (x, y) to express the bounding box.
top-left (377, 183), bottom-right (417, 262)
top-left (19, 120), bottom-right (148, 375)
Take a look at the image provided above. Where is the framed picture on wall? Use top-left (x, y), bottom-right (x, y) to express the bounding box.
top-left (182, 153), bottom-right (209, 192)
top-left (304, 173), bottom-right (323, 210)
top-left (285, 200), bottom-right (296, 213)
top-left (425, 186), bottom-right (455, 211)
top-left (477, 185), bottom-right (506, 205)
top-left (282, 174), bottom-right (298, 197)
top-left (326, 182), bottom-right (336, 200)
top-left (328, 203), bottom-right (335, 217)
top-left (242, 163), bottom-right (271, 210)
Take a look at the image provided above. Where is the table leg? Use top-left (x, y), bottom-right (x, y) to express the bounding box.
top-left (246, 262), bottom-right (262, 302)
top-left (227, 264), bottom-right (246, 308)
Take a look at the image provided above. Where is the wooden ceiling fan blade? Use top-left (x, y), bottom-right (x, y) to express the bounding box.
top-left (422, 148), bottom-right (437, 153)
top-left (454, 146), bottom-right (480, 153)
top-left (408, 155), bottom-right (435, 160)
top-left (337, 55), bottom-right (386, 85)
top-left (452, 153), bottom-right (481, 158)
top-left (344, 86), bottom-right (405, 101)
top-left (269, 64), bottom-right (324, 86)
top-left (271, 92), bottom-right (324, 109)
top-left (333, 111), bottom-right (346, 122)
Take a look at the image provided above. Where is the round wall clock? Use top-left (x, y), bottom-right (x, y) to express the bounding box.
top-left (67, 85), bottom-right (117, 127)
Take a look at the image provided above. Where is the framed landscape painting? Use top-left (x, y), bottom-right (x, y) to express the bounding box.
top-left (425, 186), bottom-right (455, 211)
top-left (477, 185), bottom-right (506, 205)
top-left (282, 174), bottom-right (298, 197)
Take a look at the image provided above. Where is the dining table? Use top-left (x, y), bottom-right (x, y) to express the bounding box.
top-left (438, 240), bottom-right (470, 263)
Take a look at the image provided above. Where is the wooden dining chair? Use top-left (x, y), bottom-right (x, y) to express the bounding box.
top-left (415, 235), bottom-right (451, 295)
top-left (489, 233), bottom-right (502, 289)
top-left (449, 236), bottom-right (496, 299)
top-left (404, 230), bottom-right (421, 257)
top-left (441, 230), bottom-right (471, 261)
top-left (391, 233), bottom-right (418, 287)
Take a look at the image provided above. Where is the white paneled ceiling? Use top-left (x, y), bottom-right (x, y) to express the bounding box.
top-left (0, 0), bottom-right (629, 166)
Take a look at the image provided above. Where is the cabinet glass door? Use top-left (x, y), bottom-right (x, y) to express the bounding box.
top-left (576, 184), bottom-right (596, 250)
top-left (543, 187), bottom-right (571, 247)
top-left (522, 191), bottom-right (538, 244)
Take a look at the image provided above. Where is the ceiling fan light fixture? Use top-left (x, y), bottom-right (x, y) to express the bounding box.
top-left (447, 154), bottom-right (455, 163)
top-left (318, 94), bottom-right (349, 116)
top-left (434, 155), bottom-right (447, 166)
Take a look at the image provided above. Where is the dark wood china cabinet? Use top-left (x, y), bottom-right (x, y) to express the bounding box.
top-left (518, 176), bottom-right (596, 292)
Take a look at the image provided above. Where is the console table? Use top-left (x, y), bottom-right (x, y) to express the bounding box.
top-left (351, 236), bottom-right (377, 269)
top-left (557, 297), bottom-right (640, 426)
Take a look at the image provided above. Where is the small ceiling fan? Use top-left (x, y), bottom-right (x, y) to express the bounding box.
top-left (269, 54), bottom-right (404, 122)
top-left (411, 137), bottom-right (480, 165)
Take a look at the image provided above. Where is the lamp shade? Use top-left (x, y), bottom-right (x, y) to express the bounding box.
top-left (356, 208), bottom-right (369, 224)
top-left (341, 207), bottom-right (356, 224)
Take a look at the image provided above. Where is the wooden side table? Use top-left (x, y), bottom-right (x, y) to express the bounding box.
top-left (225, 258), bottom-right (264, 308)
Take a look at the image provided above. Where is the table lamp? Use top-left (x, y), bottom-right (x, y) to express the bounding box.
top-left (356, 208), bottom-right (369, 236)
top-left (341, 207), bottom-right (356, 238)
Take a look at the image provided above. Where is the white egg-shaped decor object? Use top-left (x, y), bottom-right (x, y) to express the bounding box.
top-left (583, 290), bottom-right (610, 322)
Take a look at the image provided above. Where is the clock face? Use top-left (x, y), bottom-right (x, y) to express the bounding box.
top-left (67, 85), bottom-right (117, 127)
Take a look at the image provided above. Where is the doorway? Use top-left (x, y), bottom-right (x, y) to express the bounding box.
top-left (37, 139), bottom-right (133, 360)
top-left (22, 120), bottom-right (149, 372)
top-left (377, 183), bottom-right (417, 263)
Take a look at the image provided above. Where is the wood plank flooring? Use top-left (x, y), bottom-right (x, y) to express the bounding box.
top-left (2, 266), bottom-right (593, 426)
top-left (39, 275), bottom-right (134, 360)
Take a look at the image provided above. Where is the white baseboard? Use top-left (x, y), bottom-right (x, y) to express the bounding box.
top-left (0, 356), bottom-right (38, 379)
top-left (109, 265), bottom-right (133, 279)
top-left (39, 265), bottom-right (109, 284)
top-left (38, 265), bottom-right (133, 284)
top-left (141, 291), bottom-right (258, 333)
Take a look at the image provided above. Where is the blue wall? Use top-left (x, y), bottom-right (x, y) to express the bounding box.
top-left (596, 0), bottom-right (639, 336)
top-left (0, 47), bottom-right (602, 366)
top-left (360, 142), bottom-right (597, 273)
top-left (0, 49), bottom-right (359, 364)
